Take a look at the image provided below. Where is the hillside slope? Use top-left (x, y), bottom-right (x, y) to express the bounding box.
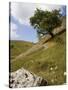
top-left (11, 16), bottom-right (66, 62)
top-left (10, 40), bottom-right (34, 59)
top-left (11, 31), bottom-right (66, 85)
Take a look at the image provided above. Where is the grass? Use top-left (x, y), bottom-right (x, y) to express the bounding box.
top-left (10, 32), bottom-right (66, 85)
top-left (10, 40), bottom-right (34, 59)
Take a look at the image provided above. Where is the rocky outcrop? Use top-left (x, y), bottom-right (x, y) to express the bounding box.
top-left (9, 68), bottom-right (47, 88)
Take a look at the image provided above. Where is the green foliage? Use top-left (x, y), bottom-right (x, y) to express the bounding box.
top-left (30, 8), bottom-right (62, 37)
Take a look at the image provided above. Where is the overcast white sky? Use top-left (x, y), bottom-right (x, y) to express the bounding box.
top-left (11, 2), bottom-right (63, 25)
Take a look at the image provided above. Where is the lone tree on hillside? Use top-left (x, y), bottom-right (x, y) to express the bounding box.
top-left (30, 8), bottom-right (62, 39)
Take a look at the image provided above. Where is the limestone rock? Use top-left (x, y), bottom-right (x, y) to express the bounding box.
top-left (9, 68), bottom-right (47, 88)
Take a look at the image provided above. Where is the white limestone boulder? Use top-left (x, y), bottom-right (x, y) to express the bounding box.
top-left (9, 68), bottom-right (47, 88)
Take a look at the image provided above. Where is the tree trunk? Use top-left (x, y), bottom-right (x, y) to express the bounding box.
top-left (37, 31), bottom-right (41, 40)
top-left (49, 31), bottom-right (54, 38)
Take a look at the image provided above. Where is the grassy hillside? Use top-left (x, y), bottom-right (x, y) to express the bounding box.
top-left (10, 40), bottom-right (34, 59)
top-left (11, 32), bottom-right (66, 85)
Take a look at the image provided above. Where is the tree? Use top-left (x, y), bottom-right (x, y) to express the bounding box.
top-left (30, 8), bottom-right (62, 38)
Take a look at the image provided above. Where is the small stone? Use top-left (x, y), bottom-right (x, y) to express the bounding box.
top-left (64, 72), bottom-right (66, 76)
top-left (50, 67), bottom-right (53, 71)
top-left (55, 66), bottom-right (58, 70)
top-left (51, 79), bottom-right (54, 83)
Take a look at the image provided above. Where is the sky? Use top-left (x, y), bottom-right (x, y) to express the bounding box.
top-left (10, 2), bottom-right (66, 43)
